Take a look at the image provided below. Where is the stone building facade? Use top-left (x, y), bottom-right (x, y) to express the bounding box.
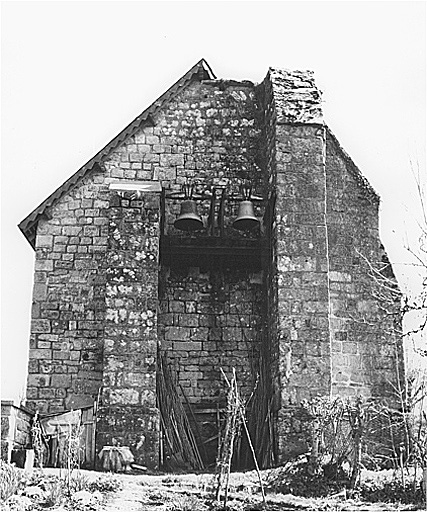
top-left (19, 60), bottom-right (404, 468)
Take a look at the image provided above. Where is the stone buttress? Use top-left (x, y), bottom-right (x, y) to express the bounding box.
top-left (96, 186), bottom-right (161, 467)
top-left (260, 69), bottom-right (332, 460)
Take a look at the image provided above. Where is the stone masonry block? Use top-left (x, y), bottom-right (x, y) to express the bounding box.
top-left (26, 387), bottom-right (38, 399)
top-left (160, 154), bottom-right (184, 166)
top-left (32, 283), bottom-right (47, 301)
top-left (109, 389), bottom-right (139, 405)
top-left (51, 374), bottom-right (72, 388)
top-left (35, 259), bottom-right (54, 271)
top-left (173, 341), bottom-right (202, 351)
top-left (169, 301), bottom-right (185, 313)
top-left (36, 235), bottom-right (53, 248)
top-left (165, 327), bottom-right (190, 341)
top-left (27, 374), bottom-right (51, 387)
top-left (39, 388), bottom-right (56, 399)
top-left (29, 348), bottom-right (52, 360)
top-left (342, 342), bottom-right (358, 355)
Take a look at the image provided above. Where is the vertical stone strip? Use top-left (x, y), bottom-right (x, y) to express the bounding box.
top-left (267, 69), bottom-right (332, 461)
top-left (255, 75), bottom-right (281, 466)
top-left (97, 188), bottom-right (160, 469)
top-left (325, 130), bottom-right (403, 400)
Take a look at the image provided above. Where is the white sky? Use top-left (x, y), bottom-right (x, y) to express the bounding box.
top-left (1, 1), bottom-right (426, 402)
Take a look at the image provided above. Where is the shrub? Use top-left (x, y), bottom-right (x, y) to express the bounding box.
top-left (4, 495), bottom-right (33, 511)
top-left (70, 471), bottom-right (89, 493)
top-left (358, 476), bottom-right (425, 505)
top-left (0, 461), bottom-right (23, 502)
top-left (88, 473), bottom-right (123, 493)
top-left (44, 478), bottom-right (65, 508)
top-left (265, 457), bottom-right (346, 498)
top-left (168, 494), bottom-right (205, 510)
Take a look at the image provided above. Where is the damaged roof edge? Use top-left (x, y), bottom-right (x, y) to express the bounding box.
top-left (325, 126), bottom-right (380, 203)
top-left (18, 58), bottom-right (216, 249)
top-left (267, 67), bottom-right (324, 125)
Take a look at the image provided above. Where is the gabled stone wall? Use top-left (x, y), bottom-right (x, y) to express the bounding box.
top-left (325, 131), bottom-right (404, 399)
top-left (103, 80), bottom-right (264, 208)
top-left (22, 66), bottom-right (405, 469)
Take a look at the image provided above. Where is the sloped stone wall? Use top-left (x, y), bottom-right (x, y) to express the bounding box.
top-left (325, 131), bottom-right (404, 400)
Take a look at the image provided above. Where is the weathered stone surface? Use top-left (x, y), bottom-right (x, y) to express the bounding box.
top-left (159, 267), bottom-right (262, 406)
top-left (325, 131), bottom-right (402, 399)
top-left (96, 191), bottom-right (160, 468)
top-left (22, 65), bottom-right (403, 470)
top-left (269, 68), bottom-right (323, 124)
top-left (25, 169), bottom-right (107, 414)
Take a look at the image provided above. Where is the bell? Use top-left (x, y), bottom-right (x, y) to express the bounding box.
top-left (174, 200), bottom-right (204, 231)
top-left (232, 200), bottom-right (259, 231)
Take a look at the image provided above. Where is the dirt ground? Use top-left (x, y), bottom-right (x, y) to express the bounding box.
top-left (41, 468), bottom-right (424, 511)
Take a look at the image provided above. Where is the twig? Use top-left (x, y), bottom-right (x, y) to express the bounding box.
top-left (239, 407), bottom-right (266, 509)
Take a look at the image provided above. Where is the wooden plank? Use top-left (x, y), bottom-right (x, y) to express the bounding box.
top-left (109, 181), bottom-right (162, 193)
top-left (81, 410), bottom-right (88, 466)
top-left (91, 402), bottom-right (97, 469)
top-left (79, 409), bottom-right (94, 467)
top-left (85, 424), bottom-right (92, 466)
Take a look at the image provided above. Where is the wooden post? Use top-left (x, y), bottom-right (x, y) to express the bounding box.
top-left (208, 189), bottom-right (216, 236)
top-left (218, 189), bottom-right (226, 238)
top-left (423, 467), bottom-right (427, 511)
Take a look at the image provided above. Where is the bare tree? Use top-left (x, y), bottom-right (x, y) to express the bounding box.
top-left (403, 162), bottom-right (427, 355)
